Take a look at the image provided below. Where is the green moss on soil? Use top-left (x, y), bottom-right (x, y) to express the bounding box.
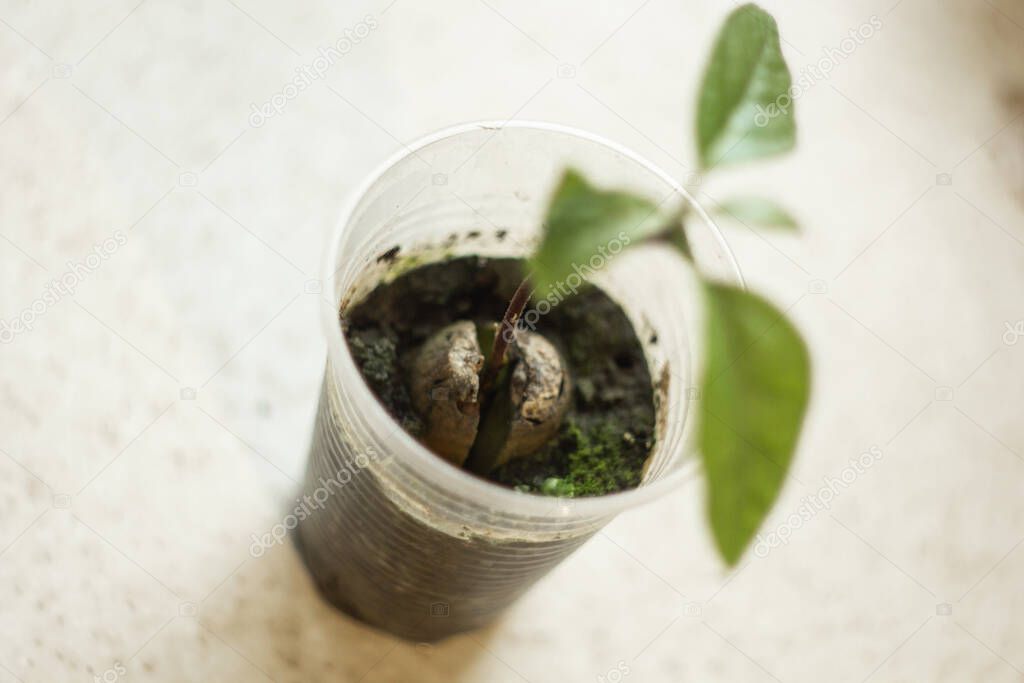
top-left (494, 419), bottom-right (645, 496)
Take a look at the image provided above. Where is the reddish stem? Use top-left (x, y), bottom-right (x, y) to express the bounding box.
top-left (479, 277), bottom-right (532, 395)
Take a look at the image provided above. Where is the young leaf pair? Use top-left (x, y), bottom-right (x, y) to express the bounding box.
top-left (528, 4), bottom-right (809, 566)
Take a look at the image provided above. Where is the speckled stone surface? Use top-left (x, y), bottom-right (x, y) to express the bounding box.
top-left (1, 1), bottom-right (1023, 681)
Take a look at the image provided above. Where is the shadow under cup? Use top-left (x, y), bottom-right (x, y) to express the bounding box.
top-left (295, 121), bottom-right (741, 641)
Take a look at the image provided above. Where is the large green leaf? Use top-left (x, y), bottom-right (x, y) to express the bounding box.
top-left (699, 282), bottom-right (810, 565)
top-left (529, 169), bottom-right (662, 295)
top-left (714, 195), bottom-right (799, 230)
top-left (696, 4), bottom-right (795, 169)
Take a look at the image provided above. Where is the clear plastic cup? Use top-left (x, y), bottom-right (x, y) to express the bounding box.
top-left (296, 121), bottom-right (741, 641)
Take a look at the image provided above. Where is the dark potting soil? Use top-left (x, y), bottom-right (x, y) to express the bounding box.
top-left (343, 255), bottom-right (656, 496)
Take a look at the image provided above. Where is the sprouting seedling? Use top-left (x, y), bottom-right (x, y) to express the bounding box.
top-left (483, 3), bottom-right (809, 566)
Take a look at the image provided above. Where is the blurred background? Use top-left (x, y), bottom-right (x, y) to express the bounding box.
top-left (1, 0), bottom-right (1023, 681)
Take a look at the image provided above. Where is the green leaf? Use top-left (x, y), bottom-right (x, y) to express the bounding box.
top-left (696, 4), bottom-right (795, 169)
top-left (699, 283), bottom-right (810, 565)
top-left (529, 169), bottom-right (661, 295)
top-left (714, 195), bottom-right (799, 230)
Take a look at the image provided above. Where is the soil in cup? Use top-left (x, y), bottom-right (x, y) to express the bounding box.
top-left (343, 255), bottom-right (656, 495)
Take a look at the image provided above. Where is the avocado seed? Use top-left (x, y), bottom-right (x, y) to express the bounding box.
top-left (409, 321), bottom-right (570, 470)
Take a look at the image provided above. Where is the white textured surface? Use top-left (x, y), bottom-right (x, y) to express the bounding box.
top-left (1, 1), bottom-right (1023, 681)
